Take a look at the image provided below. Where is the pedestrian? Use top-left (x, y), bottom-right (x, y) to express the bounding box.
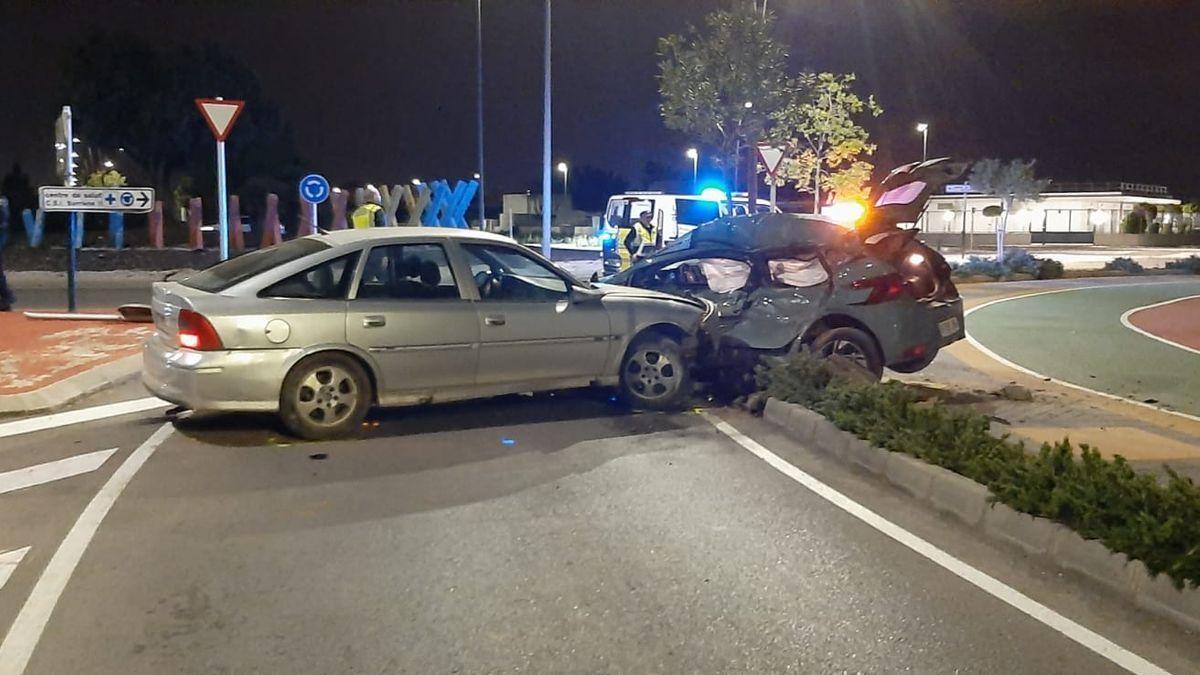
top-left (350, 184), bottom-right (386, 229)
top-left (0, 196), bottom-right (13, 311)
top-left (618, 210), bottom-right (656, 270)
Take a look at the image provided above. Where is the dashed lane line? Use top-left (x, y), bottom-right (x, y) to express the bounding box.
top-left (0, 423), bottom-right (174, 675)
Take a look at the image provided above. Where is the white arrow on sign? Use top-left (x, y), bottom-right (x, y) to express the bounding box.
top-left (756, 145), bottom-right (786, 177)
top-left (195, 98), bottom-right (245, 141)
top-left (0, 546), bottom-right (30, 592)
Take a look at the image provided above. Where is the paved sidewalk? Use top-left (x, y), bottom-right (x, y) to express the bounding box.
top-left (897, 278), bottom-right (1200, 483)
top-left (0, 312), bottom-right (152, 414)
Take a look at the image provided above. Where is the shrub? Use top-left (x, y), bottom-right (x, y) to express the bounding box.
top-left (1036, 258), bottom-right (1064, 279)
top-left (1103, 257), bottom-right (1144, 274)
top-left (1148, 220), bottom-right (1162, 235)
top-left (762, 354), bottom-right (1200, 588)
top-left (1121, 212), bottom-right (1146, 234)
top-left (952, 256), bottom-right (1009, 278)
top-left (1001, 248), bottom-right (1041, 274)
top-left (1166, 256), bottom-right (1200, 274)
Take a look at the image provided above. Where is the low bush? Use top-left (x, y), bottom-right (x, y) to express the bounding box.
top-left (1148, 220), bottom-right (1162, 235)
top-left (1166, 256), bottom-right (1200, 274)
top-left (1121, 212), bottom-right (1146, 234)
top-left (1103, 257), bottom-right (1144, 274)
top-left (762, 354), bottom-right (1200, 588)
top-left (1036, 258), bottom-right (1064, 279)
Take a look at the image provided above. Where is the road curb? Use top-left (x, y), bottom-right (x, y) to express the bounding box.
top-left (0, 354), bottom-right (143, 415)
top-left (761, 397), bottom-right (1200, 634)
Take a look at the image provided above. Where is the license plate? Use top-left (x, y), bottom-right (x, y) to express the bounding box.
top-left (938, 317), bottom-right (961, 337)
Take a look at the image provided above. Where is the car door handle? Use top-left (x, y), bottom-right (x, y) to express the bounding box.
top-left (484, 315), bottom-right (506, 326)
top-left (362, 315), bottom-right (386, 328)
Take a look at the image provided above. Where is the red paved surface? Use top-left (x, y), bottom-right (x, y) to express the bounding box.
top-left (0, 313), bottom-right (154, 395)
top-left (1127, 296), bottom-right (1200, 351)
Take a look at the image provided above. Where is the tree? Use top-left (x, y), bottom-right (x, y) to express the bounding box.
top-left (657, 6), bottom-right (791, 193)
top-left (1, 163), bottom-right (36, 220)
top-left (569, 165), bottom-right (628, 212)
top-left (84, 169), bottom-right (127, 187)
top-left (770, 73), bottom-right (882, 212)
top-left (968, 159), bottom-right (1049, 260)
top-left (61, 33), bottom-right (302, 221)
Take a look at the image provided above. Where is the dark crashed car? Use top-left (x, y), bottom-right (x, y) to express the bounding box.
top-left (602, 158), bottom-right (968, 383)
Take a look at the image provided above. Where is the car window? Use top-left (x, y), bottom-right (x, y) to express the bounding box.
top-left (260, 252), bottom-right (360, 299)
top-left (356, 244), bottom-right (460, 300)
top-left (647, 257), bottom-right (751, 294)
top-left (462, 244), bottom-right (569, 302)
top-left (768, 257), bottom-right (829, 288)
top-left (676, 199), bottom-right (720, 226)
top-left (181, 237), bottom-right (330, 293)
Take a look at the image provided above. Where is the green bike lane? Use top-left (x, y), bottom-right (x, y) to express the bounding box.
top-left (967, 279), bottom-right (1200, 419)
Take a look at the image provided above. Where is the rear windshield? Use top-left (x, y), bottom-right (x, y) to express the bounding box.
top-left (180, 238), bottom-right (331, 293)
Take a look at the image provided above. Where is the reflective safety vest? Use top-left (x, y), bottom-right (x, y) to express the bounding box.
top-left (351, 203), bottom-right (382, 229)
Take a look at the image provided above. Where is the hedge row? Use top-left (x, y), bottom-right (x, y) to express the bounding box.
top-left (761, 355), bottom-right (1200, 588)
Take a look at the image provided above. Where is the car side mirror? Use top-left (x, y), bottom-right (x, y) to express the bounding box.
top-left (572, 286), bottom-right (604, 304)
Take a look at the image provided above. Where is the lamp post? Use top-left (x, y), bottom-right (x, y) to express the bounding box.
top-left (476, 0), bottom-right (485, 228)
top-left (556, 162), bottom-right (568, 196)
top-left (685, 148), bottom-right (698, 192)
top-left (541, 0), bottom-right (552, 258)
top-left (916, 122), bottom-right (929, 161)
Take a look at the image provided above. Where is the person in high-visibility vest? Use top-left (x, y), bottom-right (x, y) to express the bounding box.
top-left (618, 210), bottom-right (656, 271)
top-left (351, 185), bottom-right (385, 229)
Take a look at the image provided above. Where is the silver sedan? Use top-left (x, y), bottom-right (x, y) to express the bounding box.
top-left (143, 228), bottom-right (707, 439)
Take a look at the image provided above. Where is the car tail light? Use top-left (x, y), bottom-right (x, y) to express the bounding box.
top-left (177, 309), bottom-right (223, 351)
top-left (851, 273), bottom-right (910, 304)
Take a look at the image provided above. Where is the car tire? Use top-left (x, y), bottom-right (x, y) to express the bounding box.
top-left (620, 333), bottom-right (692, 410)
top-left (279, 353), bottom-right (373, 440)
top-left (810, 327), bottom-right (884, 381)
top-left (888, 352), bottom-right (937, 374)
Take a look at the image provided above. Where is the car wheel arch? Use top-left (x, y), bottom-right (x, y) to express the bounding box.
top-left (797, 314), bottom-right (883, 361)
top-left (284, 347), bottom-right (381, 404)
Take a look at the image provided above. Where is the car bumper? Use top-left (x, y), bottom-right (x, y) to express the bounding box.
top-left (142, 335), bottom-right (298, 412)
top-left (883, 297), bottom-right (965, 364)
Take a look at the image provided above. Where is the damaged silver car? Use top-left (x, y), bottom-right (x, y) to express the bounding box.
top-left (603, 159), bottom-right (967, 384)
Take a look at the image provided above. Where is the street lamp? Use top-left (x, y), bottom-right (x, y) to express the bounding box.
top-left (102, 159), bottom-right (114, 169)
top-left (411, 178), bottom-right (421, 186)
top-left (685, 148), bottom-right (698, 191)
top-left (916, 122), bottom-right (929, 161)
top-left (556, 162), bottom-right (568, 195)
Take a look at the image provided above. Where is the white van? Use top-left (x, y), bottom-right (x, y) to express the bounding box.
top-left (603, 192), bottom-right (778, 247)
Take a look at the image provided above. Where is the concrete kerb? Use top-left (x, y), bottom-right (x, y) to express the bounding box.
top-left (0, 353), bottom-right (143, 415)
top-left (760, 397), bottom-right (1200, 634)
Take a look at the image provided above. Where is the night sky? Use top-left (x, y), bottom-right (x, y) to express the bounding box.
top-left (2, 0), bottom-right (1198, 200)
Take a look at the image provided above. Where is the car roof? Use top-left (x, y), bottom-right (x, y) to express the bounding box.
top-left (309, 227), bottom-right (517, 246)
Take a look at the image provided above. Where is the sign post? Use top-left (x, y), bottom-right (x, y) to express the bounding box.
top-left (299, 173), bottom-right (330, 231)
top-left (945, 183), bottom-right (973, 253)
top-left (53, 107), bottom-right (81, 311)
top-left (756, 145), bottom-right (785, 211)
top-left (194, 98), bottom-right (245, 261)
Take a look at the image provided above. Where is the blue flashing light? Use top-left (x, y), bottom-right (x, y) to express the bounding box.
top-left (699, 187), bottom-right (727, 202)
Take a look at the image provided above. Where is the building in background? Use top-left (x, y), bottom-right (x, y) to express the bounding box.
top-left (919, 182), bottom-right (1181, 246)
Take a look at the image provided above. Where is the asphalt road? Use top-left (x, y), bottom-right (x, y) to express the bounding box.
top-left (3, 390), bottom-right (1198, 673)
top-left (967, 279), bottom-right (1200, 417)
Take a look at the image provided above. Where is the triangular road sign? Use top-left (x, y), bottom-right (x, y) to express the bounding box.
top-left (757, 145), bottom-right (785, 177)
top-left (195, 98), bottom-right (245, 141)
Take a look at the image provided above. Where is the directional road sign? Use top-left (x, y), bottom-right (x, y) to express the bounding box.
top-left (39, 187), bottom-right (155, 213)
top-left (299, 174), bottom-right (330, 204)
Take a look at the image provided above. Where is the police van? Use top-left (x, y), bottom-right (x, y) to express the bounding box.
top-left (601, 191), bottom-right (778, 273)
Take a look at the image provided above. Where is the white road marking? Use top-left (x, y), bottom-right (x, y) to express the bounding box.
top-left (1119, 294), bottom-right (1200, 357)
top-left (0, 547), bottom-right (31, 592)
top-left (0, 449), bottom-right (118, 496)
top-left (0, 423), bottom-right (174, 675)
top-left (963, 282), bottom-right (1200, 424)
top-left (0, 397), bottom-right (169, 442)
top-left (701, 412), bottom-right (1173, 675)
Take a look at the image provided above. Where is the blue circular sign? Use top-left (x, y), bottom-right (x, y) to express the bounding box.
top-left (299, 173), bottom-right (330, 204)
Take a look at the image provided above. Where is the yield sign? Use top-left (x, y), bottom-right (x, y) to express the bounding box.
top-left (756, 145), bottom-right (785, 177)
top-left (194, 98), bottom-right (245, 141)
